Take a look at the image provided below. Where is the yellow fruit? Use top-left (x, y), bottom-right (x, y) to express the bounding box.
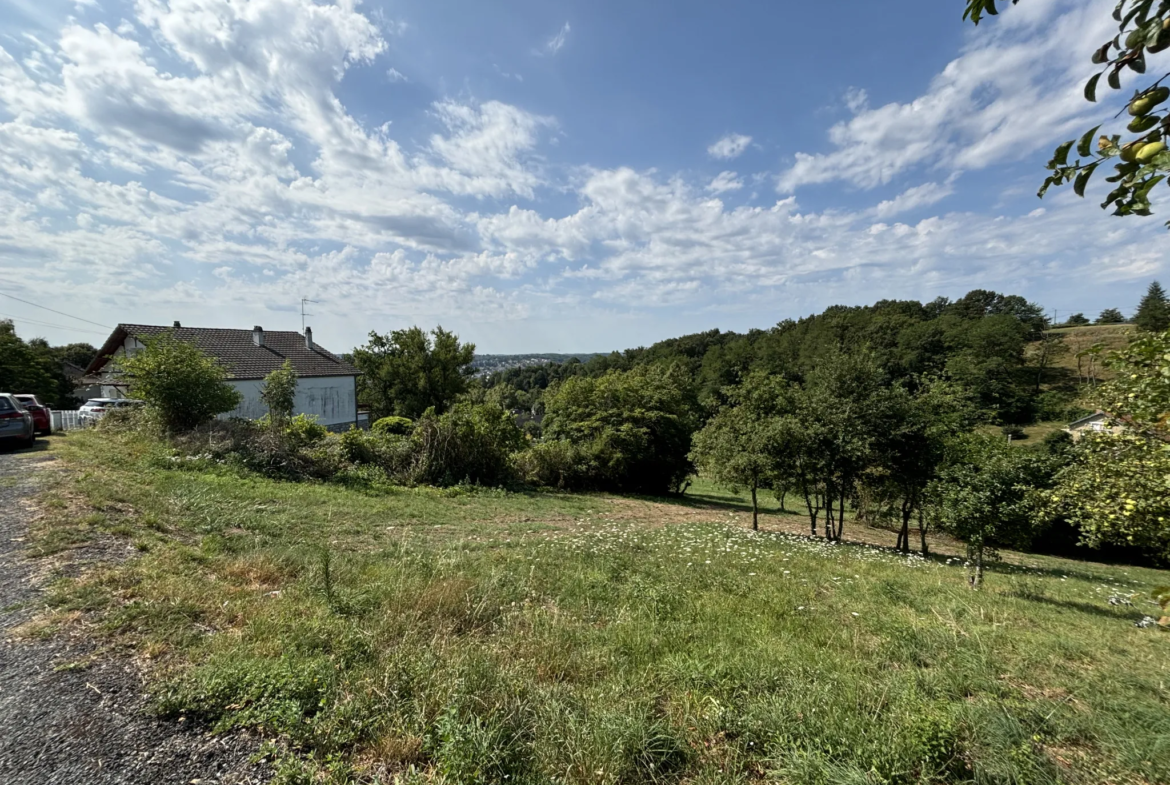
top-left (1121, 141), bottom-right (1147, 162)
top-left (1130, 96), bottom-right (1156, 116)
top-left (1137, 141), bottom-right (1166, 163)
top-left (1129, 115), bottom-right (1160, 132)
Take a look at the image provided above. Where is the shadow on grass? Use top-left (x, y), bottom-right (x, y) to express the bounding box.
top-left (1012, 594), bottom-right (1143, 622)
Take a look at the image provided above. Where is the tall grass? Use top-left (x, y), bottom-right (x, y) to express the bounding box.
top-left (28, 430), bottom-right (1170, 784)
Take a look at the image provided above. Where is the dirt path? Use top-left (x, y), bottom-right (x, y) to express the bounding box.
top-left (0, 443), bottom-right (271, 785)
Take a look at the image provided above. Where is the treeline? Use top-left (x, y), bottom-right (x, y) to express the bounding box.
top-left (0, 320), bottom-right (97, 408)
top-left (487, 289), bottom-right (1072, 425)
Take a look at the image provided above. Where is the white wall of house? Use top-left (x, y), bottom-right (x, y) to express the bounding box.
top-left (225, 376), bottom-right (357, 427)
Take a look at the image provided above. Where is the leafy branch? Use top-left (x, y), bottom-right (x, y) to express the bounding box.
top-left (967, 0), bottom-right (1170, 226)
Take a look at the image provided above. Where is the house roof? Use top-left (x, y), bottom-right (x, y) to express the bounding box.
top-left (1067, 410), bottom-right (1108, 428)
top-left (85, 324), bottom-right (360, 381)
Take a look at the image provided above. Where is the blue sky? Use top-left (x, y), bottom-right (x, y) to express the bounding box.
top-left (0, 0), bottom-right (1165, 353)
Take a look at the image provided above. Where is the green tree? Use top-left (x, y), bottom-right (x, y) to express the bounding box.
top-left (1051, 329), bottom-right (1170, 560)
top-left (933, 434), bottom-right (1055, 587)
top-left (260, 359), bottom-right (298, 425)
top-left (966, 1), bottom-right (1170, 224)
top-left (1064, 313), bottom-right (1090, 326)
top-left (1096, 307), bottom-right (1126, 324)
top-left (0, 321), bottom-right (56, 401)
top-left (120, 333), bottom-right (242, 431)
top-left (690, 377), bottom-right (783, 530)
top-left (1134, 280), bottom-right (1170, 332)
top-left (542, 365), bottom-right (700, 494)
top-left (351, 327), bottom-right (475, 419)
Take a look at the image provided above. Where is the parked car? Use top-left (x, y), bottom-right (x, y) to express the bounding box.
top-left (13, 394), bottom-right (51, 436)
top-left (78, 398), bottom-right (144, 425)
top-left (0, 393), bottom-right (36, 448)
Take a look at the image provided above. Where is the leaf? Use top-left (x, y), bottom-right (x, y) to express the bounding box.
top-left (1053, 140), bottom-right (1075, 167)
top-left (1114, 0), bottom-right (1126, 22)
top-left (1109, 68), bottom-right (1122, 90)
top-left (1137, 173), bottom-right (1166, 197)
top-left (1130, 52), bottom-right (1147, 73)
top-left (1079, 125), bottom-right (1103, 157)
top-left (1102, 184), bottom-right (1128, 208)
top-left (1086, 72), bottom-right (1103, 102)
top-left (1074, 163), bottom-right (1099, 197)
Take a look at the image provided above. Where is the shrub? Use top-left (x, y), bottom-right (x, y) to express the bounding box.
top-left (120, 333), bottom-right (242, 431)
top-left (284, 414), bottom-right (328, 450)
top-left (512, 440), bottom-right (595, 489)
top-left (409, 403), bottom-right (524, 487)
top-left (337, 427), bottom-right (377, 465)
top-left (260, 360), bottom-right (298, 424)
top-left (541, 366), bottom-right (700, 494)
top-left (371, 416), bottom-right (414, 436)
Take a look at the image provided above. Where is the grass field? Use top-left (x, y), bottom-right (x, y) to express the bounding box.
top-left (19, 431), bottom-right (1170, 784)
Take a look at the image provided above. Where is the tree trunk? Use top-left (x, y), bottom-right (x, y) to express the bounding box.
top-left (968, 545), bottom-right (984, 589)
top-left (918, 508), bottom-right (929, 556)
top-left (837, 493), bottom-right (846, 542)
top-left (778, 488), bottom-right (787, 513)
top-left (751, 483), bottom-right (759, 531)
top-left (897, 499), bottom-right (911, 553)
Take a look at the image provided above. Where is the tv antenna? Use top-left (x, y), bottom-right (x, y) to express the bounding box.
top-left (300, 297), bottom-right (319, 333)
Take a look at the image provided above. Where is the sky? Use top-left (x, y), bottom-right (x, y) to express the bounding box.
top-left (0, 0), bottom-right (1167, 353)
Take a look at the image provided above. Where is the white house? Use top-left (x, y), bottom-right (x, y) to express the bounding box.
top-left (85, 322), bottom-right (361, 430)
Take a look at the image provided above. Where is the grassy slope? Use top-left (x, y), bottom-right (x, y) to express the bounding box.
top-left (22, 431), bottom-right (1170, 785)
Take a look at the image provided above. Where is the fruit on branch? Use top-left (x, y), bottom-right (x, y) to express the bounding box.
top-left (1137, 141), bottom-right (1166, 163)
top-left (1129, 114), bottom-right (1161, 133)
top-left (1129, 86), bottom-right (1170, 116)
top-left (1121, 140), bottom-right (1148, 162)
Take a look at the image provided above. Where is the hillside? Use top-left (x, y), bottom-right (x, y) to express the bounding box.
top-left (20, 430), bottom-right (1170, 784)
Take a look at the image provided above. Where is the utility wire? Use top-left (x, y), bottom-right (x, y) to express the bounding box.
top-left (0, 312), bottom-right (109, 337)
top-left (0, 290), bottom-right (110, 329)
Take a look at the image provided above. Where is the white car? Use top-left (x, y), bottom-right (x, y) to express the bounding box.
top-left (79, 398), bottom-right (144, 425)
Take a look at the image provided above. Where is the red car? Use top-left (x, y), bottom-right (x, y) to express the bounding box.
top-left (14, 395), bottom-right (51, 436)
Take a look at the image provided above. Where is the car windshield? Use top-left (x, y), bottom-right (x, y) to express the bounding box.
top-left (84, 400), bottom-right (108, 407)
top-left (16, 396), bottom-right (37, 406)
top-left (0, 398), bottom-right (14, 412)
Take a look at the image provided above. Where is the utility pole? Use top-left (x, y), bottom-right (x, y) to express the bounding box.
top-left (300, 297), bottom-right (319, 333)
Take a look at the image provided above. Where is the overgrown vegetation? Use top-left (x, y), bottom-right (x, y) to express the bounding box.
top-left (25, 429), bottom-right (1170, 784)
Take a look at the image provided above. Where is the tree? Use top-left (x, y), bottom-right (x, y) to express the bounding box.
top-left (0, 321), bottom-right (56, 402)
top-left (1134, 280), bottom-right (1170, 332)
top-left (1051, 329), bottom-right (1170, 561)
top-left (1096, 307), bottom-right (1126, 324)
top-left (351, 327), bottom-right (475, 420)
top-left (866, 380), bottom-right (975, 555)
top-left (966, 1), bottom-right (1170, 225)
top-left (260, 359), bottom-right (297, 425)
top-left (1064, 313), bottom-right (1090, 326)
top-left (933, 434), bottom-right (1055, 587)
top-left (690, 375), bottom-right (785, 530)
top-left (542, 365), bottom-right (700, 494)
top-left (120, 333), bottom-right (242, 431)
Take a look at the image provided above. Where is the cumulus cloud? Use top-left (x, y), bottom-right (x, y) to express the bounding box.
top-left (708, 133), bottom-right (752, 160)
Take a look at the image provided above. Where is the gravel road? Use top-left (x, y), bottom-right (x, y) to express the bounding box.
top-left (0, 442), bottom-right (272, 785)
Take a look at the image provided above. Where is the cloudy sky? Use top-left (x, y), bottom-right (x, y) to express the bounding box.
top-left (0, 0), bottom-right (1166, 353)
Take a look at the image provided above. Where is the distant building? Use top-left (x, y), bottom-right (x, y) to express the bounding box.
top-left (85, 323), bottom-right (361, 430)
top-left (1065, 411), bottom-right (1124, 441)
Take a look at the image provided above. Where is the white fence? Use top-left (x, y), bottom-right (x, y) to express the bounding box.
top-left (51, 410), bottom-right (86, 432)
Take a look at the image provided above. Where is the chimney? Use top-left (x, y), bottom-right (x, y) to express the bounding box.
top-left (173, 321), bottom-right (181, 328)
top-left (305, 326), bottom-right (314, 351)
top-left (253, 325), bottom-right (264, 347)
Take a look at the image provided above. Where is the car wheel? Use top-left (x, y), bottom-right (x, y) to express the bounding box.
top-left (38, 428), bottom-right (51, 437)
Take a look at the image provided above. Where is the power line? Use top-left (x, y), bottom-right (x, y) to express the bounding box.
top-left (0, 290), bottom-right (110, 329)
top-left (0, 312), bottom-right (109, 337)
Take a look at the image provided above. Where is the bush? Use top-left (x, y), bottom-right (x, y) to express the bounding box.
top-left (337, 427), bottom-right (377, 464)
top-left (371, 416), bottom-right (414, 436)
top-left (512, 440), bottom-right (595, 489)
top-left (409, 404), bottom-right (524, 487)
top-left (121, 333), bottom-right (243, 431)
top-left (541, 366), bottom-right (700, 494)
top-left (284, 414), bottom-right (328, 450)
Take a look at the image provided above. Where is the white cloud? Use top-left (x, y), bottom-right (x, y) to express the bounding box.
top-left (708, 133), bottom-right (752, 160)
top-left (779, 0), bottom-right (1116, 192)
top-left (844, 87), bottom-right (868, 114)
top-left (707, 171), bottom-right (743, 194)
top-left (386, 67), bottom-right (407, 82)
top-left (542, 22), bottom-right (570, 55)
top-left (871, 177), bottom-right (957, 219)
